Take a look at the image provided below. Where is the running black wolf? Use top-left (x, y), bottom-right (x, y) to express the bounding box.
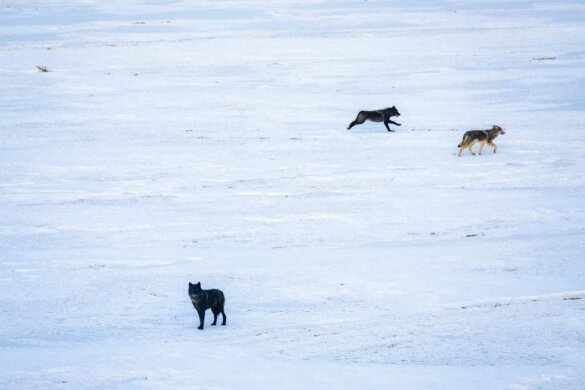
top-left (347, 106), bottom-right (401, 131)
top-left (188, 282), bottom-right (226, 330)
top-left (457, 125), bottom-right (506, 157)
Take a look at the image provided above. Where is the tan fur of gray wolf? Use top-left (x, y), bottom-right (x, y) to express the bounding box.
top-left (458, 125), bottom-right (506, 157)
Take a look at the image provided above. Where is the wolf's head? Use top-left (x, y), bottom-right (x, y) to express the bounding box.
top-left (492, 125), bottom-right (505, 135)
top-left (390, 106), bottom-right (400, 117)
top-left (188, 282), bottom-right (202, 296)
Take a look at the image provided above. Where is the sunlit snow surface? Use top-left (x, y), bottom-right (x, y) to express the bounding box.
top-left (1, 1), bottom-right (584, 388)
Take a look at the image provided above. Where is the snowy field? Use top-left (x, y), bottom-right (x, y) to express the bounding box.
top-left (1, 0), bottom-right (585, 388)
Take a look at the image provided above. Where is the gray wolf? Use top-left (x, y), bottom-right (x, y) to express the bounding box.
top-left (347, 106), bottom-right (401, 131)
top-left (458, 125), bottom-right (506, 157)
top-left (188, 282), bottom-right (226, 330)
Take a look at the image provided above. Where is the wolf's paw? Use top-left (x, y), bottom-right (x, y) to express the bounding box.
top-left (197, 326), bottom-right (204, 330)
top-left (222, 323), bottom-right (226, 326)
top-left (396, 123), bottom-right (402, 126)
top-left (211, 323), bottom-right (217, 326)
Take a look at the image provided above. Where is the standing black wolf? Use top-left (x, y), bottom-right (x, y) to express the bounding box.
top-left (347, 106), bottom-right (401, 131)
top-left (188, 282), bottom-right (226, 330)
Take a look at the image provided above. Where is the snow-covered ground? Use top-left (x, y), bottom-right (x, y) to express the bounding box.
top-left (1, 1), bottom-right (584, 388)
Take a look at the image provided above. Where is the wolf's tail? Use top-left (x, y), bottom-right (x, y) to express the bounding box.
top-left (458, 134), bottom-right (469, 148)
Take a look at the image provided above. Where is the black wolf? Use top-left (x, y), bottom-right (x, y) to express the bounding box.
top-left (188, 282), bottom-right (226, 330)
top-left (347, 106), bottom-right (401, 131)
top-left (457, 125), bottom-right (506, 157)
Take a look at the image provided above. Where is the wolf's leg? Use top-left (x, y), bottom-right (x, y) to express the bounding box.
top-left (388, 120), bottom-right (401, 126)
top-left (490, 142), bottom-right (497, 153)
top-left (220, 307), bottom-right (227, 325)
top-left (211, 308), bottom-right (219, 325)
top-left (458, 146), bottom-right (465, 157)
top-left (467, 142), bottom-right (476, 156)
top-left (348, 112), bottom-right (366, 130)
top-left (479, 141), bottom-right (486, 155)
top-left (197, 310), bottom-right (205, 330)
top-left (383, 120), bottom-right (393, 132)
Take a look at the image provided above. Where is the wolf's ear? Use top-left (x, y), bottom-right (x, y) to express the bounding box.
top-left (189, 282), bottom-right (192, 286)
top-left (392, 106), bottom-right (396, 108)
top-left (196, 282), bottom-right (201, 287)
